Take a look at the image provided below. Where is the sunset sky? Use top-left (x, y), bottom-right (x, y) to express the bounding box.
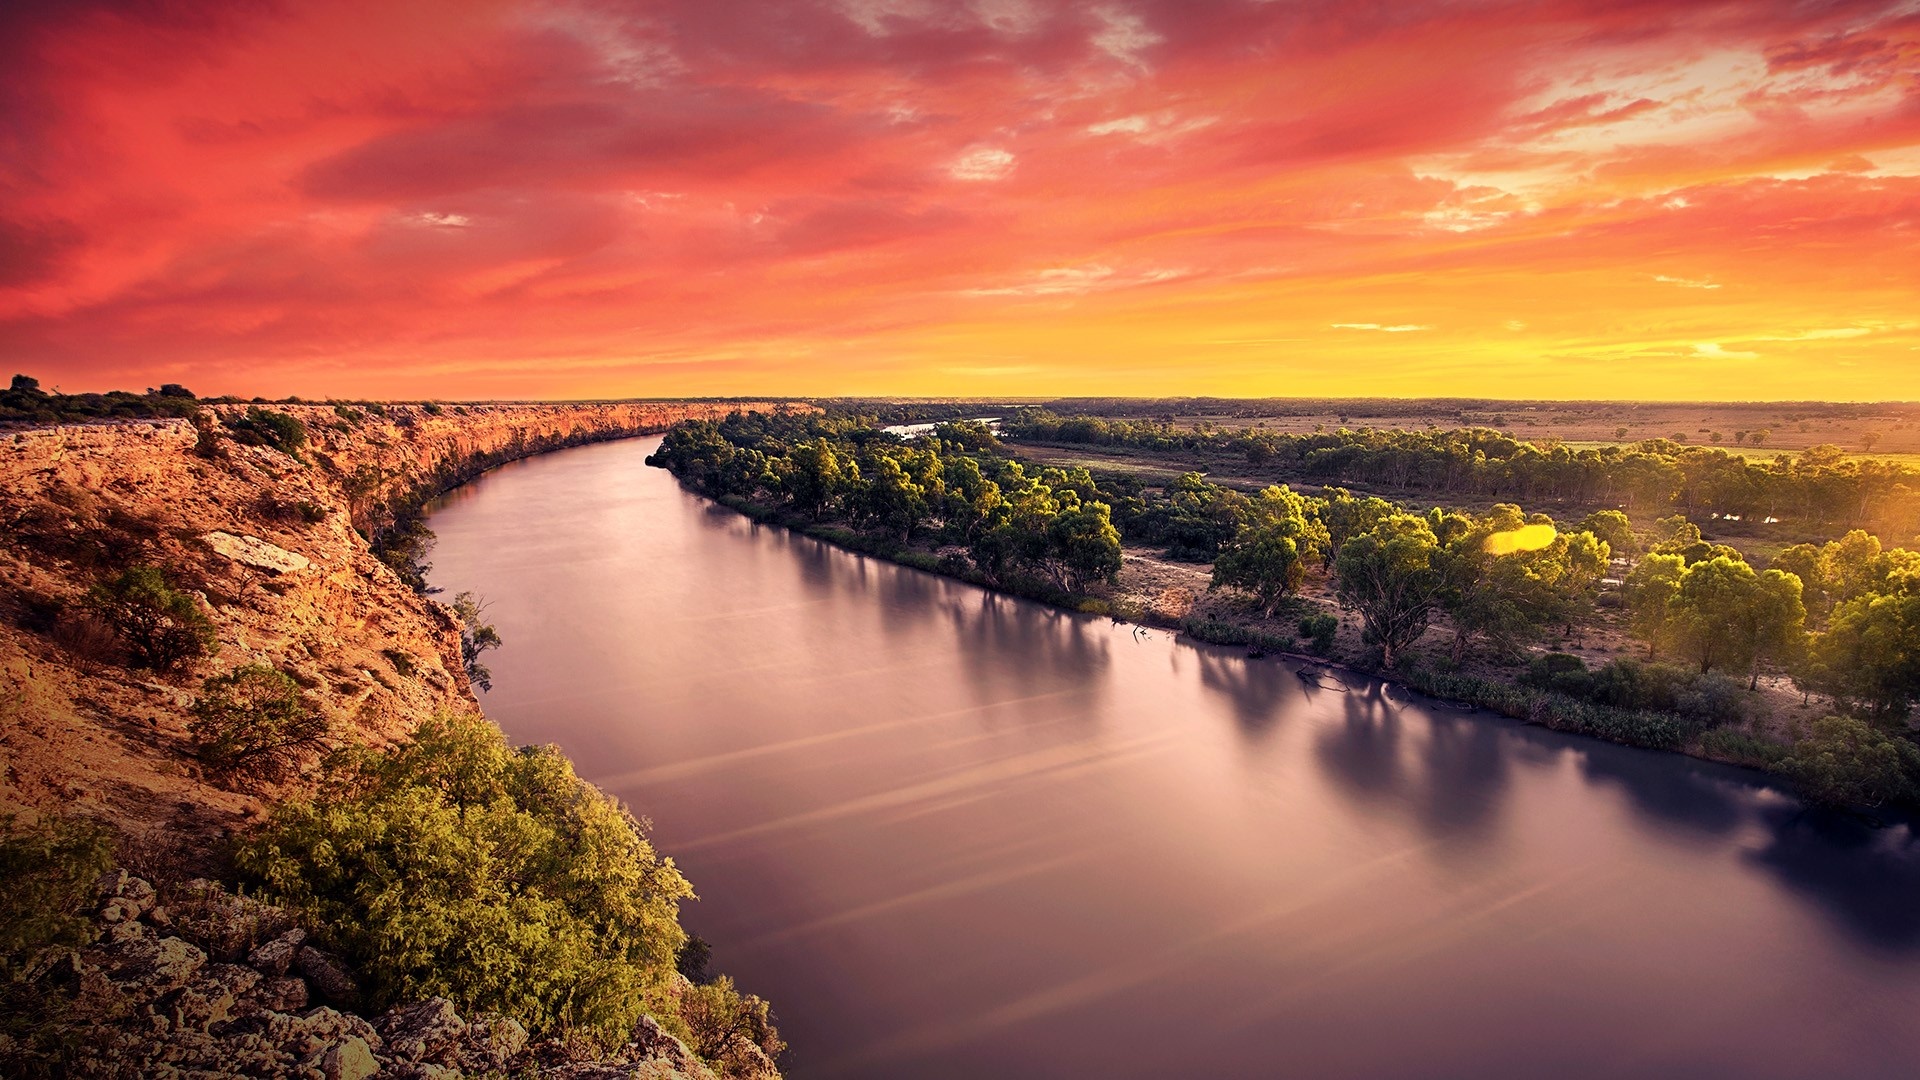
top-left (4, 0), bottom-right (1919, 400)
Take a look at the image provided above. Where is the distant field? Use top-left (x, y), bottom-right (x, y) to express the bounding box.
top-left (1559, 441), bottom-right (1920, 467)
top-left (1100, 401), bottom-right (1920, 459)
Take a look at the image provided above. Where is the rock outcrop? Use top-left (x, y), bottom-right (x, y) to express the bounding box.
top-left (21, 870), bottom-right (721, 1079)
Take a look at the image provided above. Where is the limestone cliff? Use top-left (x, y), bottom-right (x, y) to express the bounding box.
top-left (0, 400), bottom-right (795, 856)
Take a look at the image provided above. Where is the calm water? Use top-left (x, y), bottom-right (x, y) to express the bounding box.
top-left (426, 437), bottom-right (1920, 1080)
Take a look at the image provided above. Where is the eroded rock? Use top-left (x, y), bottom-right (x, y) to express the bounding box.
top-left (316, 1034), bottom-right (380, 1080)
top-left (378, 997), bottom-right (465, 1063)
top-left (249, 927), bottom-right (308, 976)
top-left (203, 530), bottom-right (313, 575)
top-left (295, 945), bottom-right (362, 1007)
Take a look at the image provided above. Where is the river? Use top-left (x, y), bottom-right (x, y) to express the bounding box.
top-left (425, 436), bottom-right (1920, 1079)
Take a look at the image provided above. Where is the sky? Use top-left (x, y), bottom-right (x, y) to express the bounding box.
top-left (3, 0), bottom-right (1919, 401)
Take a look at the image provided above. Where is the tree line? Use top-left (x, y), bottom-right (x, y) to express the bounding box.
top-left (1006, 410), bottom-right (1920, 538)
top-left (650, 414), bottom-right (1125, 599)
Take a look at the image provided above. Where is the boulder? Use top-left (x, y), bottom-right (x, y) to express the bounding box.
top-left (86, 923), bottom-right (207, 1001)
top-left (316, 1034), bottom-right (381, 1080)
top-left (94, 869), bottom-right (157, 923)
top-left (154, 962), bottom-right (260, 1028)
top-left (249, 927), bottom-right (308, 976)
top-left (456, 1011), bottom-right (529, 1074)
top-left (203, 530), bottom-right (313, 575)
top-left (169, 878), bottom-right (298, 962)
top-left (377, 997), bottom-right (465, 1063)
top-left (621, 1014), bottom-right (718, 1080)
top-left (295, 945), bottom-right (362, 1007)
top-left (243, 973), bottom-right (311, 1013)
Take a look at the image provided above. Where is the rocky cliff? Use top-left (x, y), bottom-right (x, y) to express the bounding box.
top-left (1, 399), bottom-right (797, 1078)
top-left (0, 400), bottom-right (794, 853)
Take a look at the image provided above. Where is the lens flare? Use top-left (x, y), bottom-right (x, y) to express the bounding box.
top-left (1483, 523), bottom-right (1557, 556)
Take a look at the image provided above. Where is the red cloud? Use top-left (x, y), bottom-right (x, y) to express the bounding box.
top-left (4, 0), bottom-right (1920, 398)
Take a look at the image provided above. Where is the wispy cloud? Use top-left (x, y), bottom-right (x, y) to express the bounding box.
top-left (964, 265), bottom-right (1187, 297)
top-left (947, 146), bottom-right (1015, 181)
top-left (1653, 274), bottom-right (1722, 290)
top-left (1693, 342), bottom-right (1760, 359)
top-left (1332, 323), bottom-right (1431, 333)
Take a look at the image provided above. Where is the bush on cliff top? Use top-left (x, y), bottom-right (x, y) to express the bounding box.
top-left (224, 406), bottom-right (308, 457)
top-left (234, 713), bottom-right (694, 1050)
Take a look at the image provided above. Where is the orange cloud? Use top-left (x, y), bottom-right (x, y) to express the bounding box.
top-left (3, 0), bottom-right (1919, 399)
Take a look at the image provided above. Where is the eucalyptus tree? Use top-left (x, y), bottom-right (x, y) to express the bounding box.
top-left (1334, 514), bottom-right (1445, 667)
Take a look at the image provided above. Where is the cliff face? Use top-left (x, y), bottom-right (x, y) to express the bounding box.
top-left (0, 401), bottom-right (794, 858)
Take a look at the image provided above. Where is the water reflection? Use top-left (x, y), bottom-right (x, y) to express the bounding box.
top-left (424, 437), bottom-right (1920, 1080)
top-left (1750, 810), bottom-right (1920, 951)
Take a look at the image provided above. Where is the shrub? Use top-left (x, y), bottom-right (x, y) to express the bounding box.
top-left (1781, 716), bottom-right (1920, 808)
top-left (0, 814), bottom-right (117, 1076)
top-left (0, 813), bottom-right (116, 977)
top-left (235, 714), bottom-right (695, 1049)
top-left (891, 550), bottom-right (942, 573)
top-left (1697, 728), bottom-right (1791, 768)
top-left (1298, 613), bottom-right (1338, 655)
top-left (1402, 669), bottom-right (1702, 750)
top-left (188, 665), bottom-right (331, 785)
top-left (226, 407), bottom-right (308, 457)
top-left (87, 564), bottom-right (217, 671)
top-left (50, 609), bottom-right (118, 666)
top-left (1674, 673), bottom-right (1747, 728)
top-left (373, 513), bottom-right (436, 592)
top-left (677, 976), bottom-right (785, 1076)
top-left (1182, 617), bottom-right (1296, 655)
top-left (1521, 652), bottom-right (1589, 693)
top-left (1529, 657), bottom-right (1748, 727)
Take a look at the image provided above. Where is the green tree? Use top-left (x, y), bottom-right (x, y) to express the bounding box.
top-left (1741, 569), bottom-right (1809, 689)
top-left (1806, 587), bottom-right (1920, 716)
top-left (1666, 556), bottom-right (1806, 679)
top-left (236, 714), bottom-right (696, 1049)
top-left (189, 665), bottom-right (331, 784)
top-left (1650, 515), bottom-right (1701, 552)
top-left (1770, 543), bottom-right (1826, 613)
top-left (451, 592), bottom-right (502, 693)
top-left (1782, 716), bottom-right (1920, 808)
top-left (1046, 495), bottom-right (1123, 592)
top-left (88, 564), bottom-right (218, 671)
top-left (1210, 486), bottom-right (1325, 616)
top-left (855, 454), bottom-right (928, 539)
top-left (1577, 509), bottom-right (1636, 557)
top-left (1316, 488), bottom-right (1395, 570)
top-left (1623, 553), bottom-right (1686, 659)
top-left (1334, 514), bottom-right (1443, 667)
top-left (782, 439), bottom-right (849, 519)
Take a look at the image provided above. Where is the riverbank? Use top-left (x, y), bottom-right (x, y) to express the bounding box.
top-left (1, 401), bottom-right (796, 1077)
top-left (662, 464), bottom-right (1873, 809)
